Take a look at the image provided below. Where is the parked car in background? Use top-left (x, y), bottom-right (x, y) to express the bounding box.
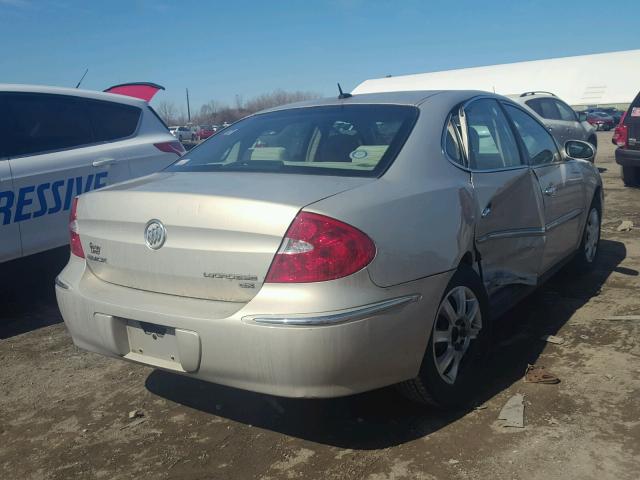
top-left (587, 111), bottom-right (615, 131)
top-left (0, 84), bottom-right (185, 264)
top-left (510, 91), bottom-right (598, 150)
top-left (615, 91), bottom-right (640, 186)
top-left (588, 107), bottom-right (623, 125)
top-left (197, 125), bottom-right (216, 139)
top-left (170, 126), bottom-right (198, 142)
top-left (57, 90), bottom-right (602, 409)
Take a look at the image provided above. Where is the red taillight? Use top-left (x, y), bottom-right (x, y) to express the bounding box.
top-left (613, 112), bottom-right (628, 147)
top-left (69, 197), bottom-right (84, 258)
top-left (265, 212), bottom-right (376, 283)
top-left (613, 124), bottom-right (628, 147)
top-left (154, 141), bottom-right (186, 155)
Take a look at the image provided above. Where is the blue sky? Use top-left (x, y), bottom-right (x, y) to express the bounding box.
top-left (1, 0), bottom-right (638, 113)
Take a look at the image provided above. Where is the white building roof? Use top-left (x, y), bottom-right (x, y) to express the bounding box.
top-left (353, 50), bottom-right (640, 106)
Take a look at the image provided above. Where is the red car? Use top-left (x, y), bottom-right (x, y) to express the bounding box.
top-left (587, 111), bottom-right (615, 131)
top-left (197, 125), bottom-right (216, 139)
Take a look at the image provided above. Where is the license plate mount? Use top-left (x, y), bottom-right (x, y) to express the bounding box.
top-left (126, 320), bottom-right (180, 367)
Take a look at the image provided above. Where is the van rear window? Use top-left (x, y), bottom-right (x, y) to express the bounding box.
top-left (167, 104), bottom-right (418, 177)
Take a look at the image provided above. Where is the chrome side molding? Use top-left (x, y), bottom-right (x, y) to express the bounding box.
top-left (243, 294), bottom-right (421, 327)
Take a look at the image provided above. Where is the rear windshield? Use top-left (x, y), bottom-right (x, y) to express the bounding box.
top-left (626, 92), bottom-right (640, 123)
top-left (167, 104), bottom-right (418, 177)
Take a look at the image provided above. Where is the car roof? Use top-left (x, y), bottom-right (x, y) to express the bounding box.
top-left (0, 83), bottom-right (149, 108)
top-left (260, 90), bottom-right (500, 113)
top-left (507, 92), bottom-right (556, 101)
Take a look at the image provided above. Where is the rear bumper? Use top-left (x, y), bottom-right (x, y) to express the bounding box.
top-left (56, 256), bottom-right (450, 398)
top-left (615, 147), bottom-right (640, 167)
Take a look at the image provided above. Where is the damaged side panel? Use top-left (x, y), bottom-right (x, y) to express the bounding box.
top-left (472, 168), bottom-right (545, 294)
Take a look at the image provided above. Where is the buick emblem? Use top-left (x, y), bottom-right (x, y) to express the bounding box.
top-left (144, 220), bottom-right (166, 250)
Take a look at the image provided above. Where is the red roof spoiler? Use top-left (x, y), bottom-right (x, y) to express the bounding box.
top-left (103, 82), bottom-right (165, 102)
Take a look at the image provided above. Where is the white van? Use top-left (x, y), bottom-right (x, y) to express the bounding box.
top-left (0, 84), bottom-right (185, 263)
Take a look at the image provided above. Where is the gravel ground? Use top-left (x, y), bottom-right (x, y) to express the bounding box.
top-left (1, 132), bottom-right (639, 480)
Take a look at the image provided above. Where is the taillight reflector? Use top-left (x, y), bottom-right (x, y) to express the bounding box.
top-left (613, 112), bottom-right (629, 148)
top-left (613, 124), bottom-right (628, 147)
top-left (265, 212), bottom-right (376, 283)
top-left (154, 141), bottom-right (186, 155)
top-left (69, 197), bottom-right (84, 258)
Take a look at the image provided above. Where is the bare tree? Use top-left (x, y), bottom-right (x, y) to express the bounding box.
top-left (156, 101), bottom-right (178, 125)
top-left (234, 94), bottom-right (244, 111)
top-left (189, 89), bottom-right (322, 126)
top-left (244, 89), bottom-right (320, 113)
top-left (198, 100), bottom-right (220, 125)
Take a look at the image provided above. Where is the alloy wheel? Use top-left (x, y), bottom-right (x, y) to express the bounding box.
top-left (432, 286), bottom-right (482, 385)
top-left (584, 208), bottom-right (600, 263)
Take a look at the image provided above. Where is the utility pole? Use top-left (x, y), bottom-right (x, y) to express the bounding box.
top-left (186, 88), bottom-right (191, 123)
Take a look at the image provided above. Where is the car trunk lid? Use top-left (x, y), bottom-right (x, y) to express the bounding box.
top-left (78, 172), bottom-right (370, 302)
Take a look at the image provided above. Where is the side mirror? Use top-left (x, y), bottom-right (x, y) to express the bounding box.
top-left (565, 140), bottom-right (595, 162)
top-left (577, 112), bottom-right (588, 122)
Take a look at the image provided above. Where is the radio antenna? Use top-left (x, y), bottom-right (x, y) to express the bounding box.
top-left (337, 83), bottom-right (352, 99)
top-left (75, 68), bottom-right (89, 89)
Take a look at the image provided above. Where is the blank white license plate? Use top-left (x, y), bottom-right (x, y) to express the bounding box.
top-left (126, 320), bottom-right (179, 365)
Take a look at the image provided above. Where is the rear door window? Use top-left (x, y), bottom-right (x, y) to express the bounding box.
top-left (86, 101), bottom-right (141, 142)
top-left (3, 93), bottom-right (94, 157)
top-left (526, 98), bottom-right (561, 120)
top-left (168, 105), bottom-right (418, 177)
top-left (553, 100), bottom-right (578, 122)
top-left (464, 99), bottom-right (522, 170)
top-left (504, 104), bottom-right (560, 166)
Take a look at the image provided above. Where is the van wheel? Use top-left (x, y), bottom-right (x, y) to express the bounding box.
top-left (588, 135), bottom-right (597, 149)
top-left (397, 266), bottom-right (490, 409)
top-left (572, 198), bottom-right (601, 272)
top-left (622, 166), bottom-right (640, 187)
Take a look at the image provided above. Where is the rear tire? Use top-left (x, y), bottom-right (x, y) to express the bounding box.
top-left (622, 166), bottom-right (640, 187)
top-left (398, 266), bottom-right (490, 409)
top-left (572, 197), bottom-right (601, 272)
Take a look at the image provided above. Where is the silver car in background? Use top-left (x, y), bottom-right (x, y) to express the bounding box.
top-left (509, 91), bottom-right (598, 151)
top-left (56, 91), bottom-right (602, 408)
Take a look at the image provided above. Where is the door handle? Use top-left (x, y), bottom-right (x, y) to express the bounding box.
top-left (481, 204), bottom-right (492, 218)
top-left (92, 158), bottom-right (116, 167)
top-left (544, 185), bottom-right (557, 196)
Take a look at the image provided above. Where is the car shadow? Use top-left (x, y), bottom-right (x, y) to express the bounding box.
top-left (145, 239), bottom-right (626, 450)
top-left (0, 247), bottom-right (67, 339)
top-left (474, 239), bottom-right (628, 403)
